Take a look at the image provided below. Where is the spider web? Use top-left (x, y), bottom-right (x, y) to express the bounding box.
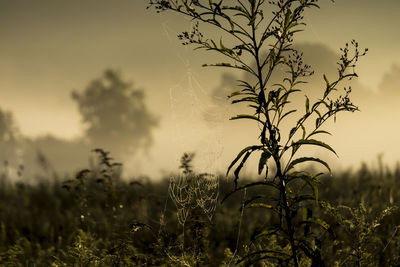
top-left (161, 19), bottom-right (230, 175)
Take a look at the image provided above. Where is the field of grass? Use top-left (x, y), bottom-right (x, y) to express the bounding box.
top-left (0, 151), bottom-right (399, 266)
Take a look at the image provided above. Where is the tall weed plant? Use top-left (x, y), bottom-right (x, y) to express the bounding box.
top-left (148, 0), bottom-right (368, 265)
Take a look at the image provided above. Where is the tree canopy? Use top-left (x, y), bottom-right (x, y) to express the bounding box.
top-left (0, 107), bottom-right (20, 163)
top-left (72, 69), bottom-right (158, 157)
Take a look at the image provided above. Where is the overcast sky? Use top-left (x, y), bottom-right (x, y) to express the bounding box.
top-left (1, 0), bottom-right (400, 177)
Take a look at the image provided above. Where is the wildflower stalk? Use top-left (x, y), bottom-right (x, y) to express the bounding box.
top-left (149, 0), bottom-right (367, 265)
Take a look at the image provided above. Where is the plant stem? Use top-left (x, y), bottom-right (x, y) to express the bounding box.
top-left (276, 157), bottom-right (299, 267)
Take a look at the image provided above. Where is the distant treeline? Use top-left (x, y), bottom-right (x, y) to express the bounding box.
top-left (0, 69), bottom-right (158, 179)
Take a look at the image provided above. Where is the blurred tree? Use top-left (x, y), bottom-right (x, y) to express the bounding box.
top-left (72, 69), bottom-right (158, 157)
top-left (0, 107), bottom-right (20, 163)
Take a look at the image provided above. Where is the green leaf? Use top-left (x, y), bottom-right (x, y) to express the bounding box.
top-left (307, 130), bottom-right (331, 138)
top-left (221, 181), bottom-right (279, 203)
top-left (243, 194), bottom-right (268, 208)
top-left (297, 176), bottom-right (319, 203)
top-left (236, 79), bottom-right (253, 89)
top-left (279, 89), bottom-right (301, 101)
top-left (231, 97), bottom-right (258, 104)
top-left (258, 150), bottom-right (272, 175)
top-left (233, 151), bottom-right (252, 187)
top-left (287, 174), bottom-right (319, 202)
top-left (287, 21), bottom-right (298, 30)
top-left (210, 39), bottom-right (217, 48)
top-left (215, 62), bottom-right (232, 67)
top-left (300, 218), bottom-right (330, 230)
top-left (312, 99), bottom-right (324, 111)
top-left (227, 146), bottom-right (261, 176)
top-left (289, 127), bottom-right (297, 139)
top-left (230, 114), bottom-right (263, 123)
top-left (278, 109), bottom-right (297, 124)
top-left (219, 37), bottom-right (225, 50)
top-left (301, 124), bottom-right (306, 139)
top-left (305, 96), bottom-right (310, 113)
top-left (248, 203), bottom-right (273, 209)
top-left (272, 83), bottom-right (286, 89)
top-left (315, 117), bottom-right (321, 128)
top-left (292, 194), bottom-right (316, 204)
top-left (284, 9), bottom-right (292, 27)
top-left (229, 91), bottom-right (241, 98)
top-left (287, 157), bottom-right (331, 173)
top-left (292, 139), bottom-right (337, 156)
top-left (323, 74), bottom-right (330, 86)
top-left (251, 227), bottom-right (279, 241)
top-left (248, 14), bottom-right (256, 26)
top-left (315, 109), bottom-right (322, 118)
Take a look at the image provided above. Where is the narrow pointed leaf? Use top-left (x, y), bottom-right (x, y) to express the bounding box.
top-left (229, 91), bottom-right (241, 98)
top-left (230, 114), bottom-right (263, 123)
top-left (279, 109), bottom-right (297, 124)
top-left (251, 227), bottom-right (280, 242)
top-left (233, 151), bottom-right (252, 187)
top-left (292, 139), bottom-right (337, 156)
top-left (258, 150), bottom-right (272, 175)
top-left (289, 127), bottom-right (297, 139)
top-left (305, 96), bottom-right (310, 113)
top-left (301, 124), bottom-right (306, 139)
top-left (287, 157), bottom-right (331, 173)
top-left (307, 130), bottom-right (331, 138)
top-left (226, 145), bottom-right (261, 176)
top-left (300, 218), bottom-right (330, 230)
top-left (323, 74), bottom-right (330, 86)
top-left (221, 181), bottom-right (279, 203)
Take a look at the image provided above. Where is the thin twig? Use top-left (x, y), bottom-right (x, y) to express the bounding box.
top-left (382, 226), bottom-right (398, 252)
top-left (228, 188), bottom-right (247, 266)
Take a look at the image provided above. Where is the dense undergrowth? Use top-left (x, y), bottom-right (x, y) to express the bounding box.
top-left (0, 151), bottom-right (399, 266)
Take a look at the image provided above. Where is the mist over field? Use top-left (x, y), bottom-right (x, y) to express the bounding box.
top-left (0, 0), bottom-right (399, 179)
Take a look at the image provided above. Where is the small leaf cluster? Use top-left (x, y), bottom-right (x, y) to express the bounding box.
top-left (61, 148), bottom-right (124, 232)
top-left (322, 202), bottom-right (399, 267)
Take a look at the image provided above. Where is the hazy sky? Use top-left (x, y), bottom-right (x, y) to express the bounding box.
top-left (1, 0), bottom-right (400, 177)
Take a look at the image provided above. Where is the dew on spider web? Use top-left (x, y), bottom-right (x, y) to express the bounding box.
top-left (159, 15), bottom-right (232, 175)
top-left (168, 66), bottom-right (228, 175)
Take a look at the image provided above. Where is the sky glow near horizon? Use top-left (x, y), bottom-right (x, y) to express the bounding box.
top-left (1, 0), bottom-right (400, 177)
